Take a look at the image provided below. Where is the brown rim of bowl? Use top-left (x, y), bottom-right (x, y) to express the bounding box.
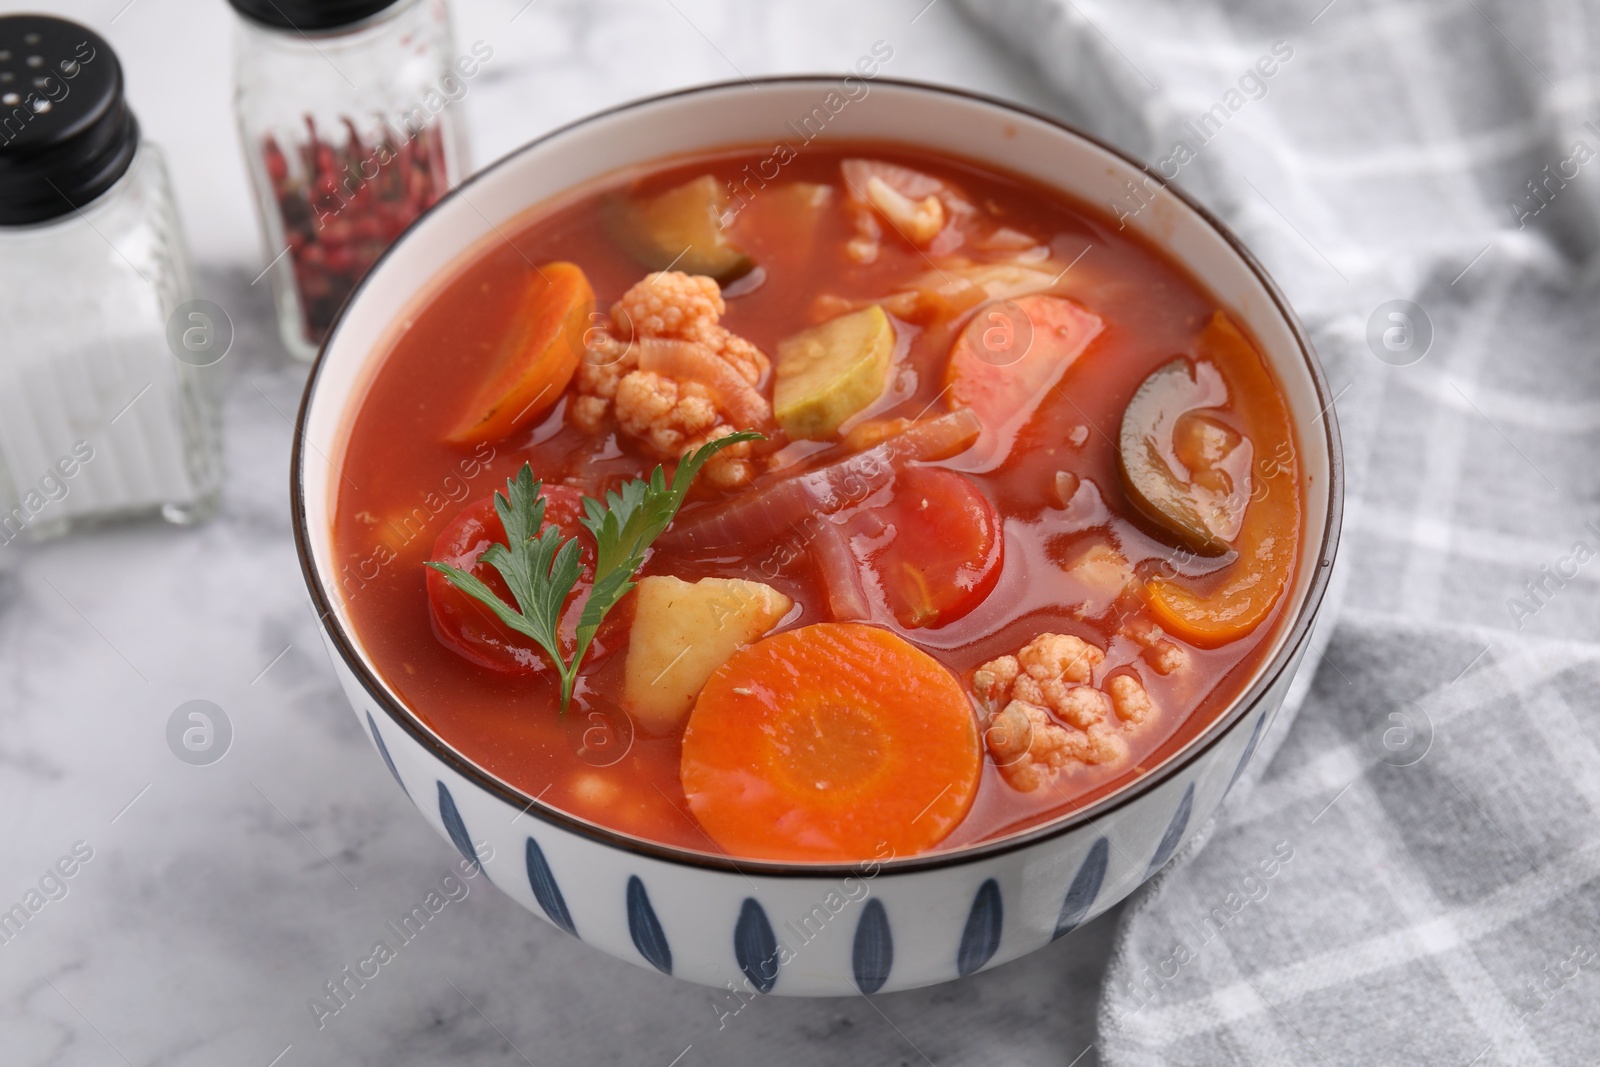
top-left (291, 75), bottom-right (1344, 879)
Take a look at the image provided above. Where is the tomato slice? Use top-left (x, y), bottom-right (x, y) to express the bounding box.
top-left (426, 485), bottom-right (599, 675)
top-left (945, 293), bottom-right (1104, 464)
top-left (861, 466), bottom-right (1003, 629)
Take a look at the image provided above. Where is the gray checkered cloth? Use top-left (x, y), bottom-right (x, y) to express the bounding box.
top-left (959, 0), bottom-right (1600, 1062)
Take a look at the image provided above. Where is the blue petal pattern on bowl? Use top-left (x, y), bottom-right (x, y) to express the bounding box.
top-left (1054, 836), bottom-right (1109, 939)
top-left (437, 781), bottom-right (482, 876)
top-left (956, 879), bottom-right (1003, 977)
top-left (525, 837), bottom-right (577, 937)
top-left (627, 875), bottom-right (673, 975)
top-left (1144, 782), bottom-right (1195, 877)
top-left (852, 898), bottom-right (893, 994)
top-left (1228, 710), bottom-right (1267, 791)
top-left (734, 898), bottom-right (780, 993)
top-left (367, 711), bottom-right (408, 797)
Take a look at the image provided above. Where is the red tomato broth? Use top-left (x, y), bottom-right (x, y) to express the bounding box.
top-left (331, 140), bottom-right (1305, 858)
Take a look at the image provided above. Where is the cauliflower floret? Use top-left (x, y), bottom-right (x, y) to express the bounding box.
top-left (986, 700), bottom-right (1128, 792)
top-left (1081, 722), bottom-right (1131, 766)
top-left (974, 632), bottom-right (1156, 792)
top-left (1060, 539), bottom-right (1134, 618)
top-left (973, 654), bottom-right (1019, 706)
top-left (864, 176), bottom-right (946, 245)
top-left (569, 394), bottom-right (610, 435)
top-left (841, 159), bottom-right (970, 260)
top-left (1018, 632), bottom-right (1104, 686)
top-left (689, 425), bottom-right (760, 491)
top-left (1055, 684), bottom-right (1110, 730)
top-left (987, 700), bottom-right (1070, 793)
top-left (613, 372), bottom-right (716, 455)
top-left (573, 272), bottom-right (772, 489)
top-left (612, 271), bottom-right (723, 342)
top-left (1123, 617), bottom-right (1188, 675)
top-left (846, 210), bottom-right (882, 264)
top-left (575, 330), bottom-right (632, 402)
top-left (610, 271), bottom-right (769, 384)
top-left (717, 334), bottom-right (769, 388)
top-left (1108, 673), bottom-right (1155, 726)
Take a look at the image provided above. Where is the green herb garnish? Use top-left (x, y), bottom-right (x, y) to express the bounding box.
top-left (426, 432), bottom-right (763, 712)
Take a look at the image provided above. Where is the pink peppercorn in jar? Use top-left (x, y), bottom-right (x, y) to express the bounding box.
top-left (228, 0), bottom-right (474, 361)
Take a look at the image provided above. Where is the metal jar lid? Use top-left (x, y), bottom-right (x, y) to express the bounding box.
top-left (0, 15), bottom-right (138, 226)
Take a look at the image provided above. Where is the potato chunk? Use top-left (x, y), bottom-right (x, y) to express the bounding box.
top-left (622, 576), bottom-right (792, 735)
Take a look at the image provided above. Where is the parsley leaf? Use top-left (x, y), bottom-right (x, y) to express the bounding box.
top-left (425, 431), bottom-right (763, 712)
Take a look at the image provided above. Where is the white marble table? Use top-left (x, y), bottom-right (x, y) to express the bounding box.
top-left (0, 2), bottom-right (1119, 1063)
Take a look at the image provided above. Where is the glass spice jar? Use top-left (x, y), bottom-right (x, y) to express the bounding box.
top-left (0, 14), bottom-right (219, 543)
top-left (229, 0), bottom-right (471, 361)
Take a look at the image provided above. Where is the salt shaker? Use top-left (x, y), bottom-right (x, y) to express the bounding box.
top-left (0, 15), bottom-right (219, 544)
top-left (228, 0), bottom-right (473, 361)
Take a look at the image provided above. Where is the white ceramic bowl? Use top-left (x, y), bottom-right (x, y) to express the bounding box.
top-left (292, 77), bottom-right (1342, 997)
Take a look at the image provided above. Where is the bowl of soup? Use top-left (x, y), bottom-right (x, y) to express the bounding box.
top-left (292, 76), bottom-right (1341, 996)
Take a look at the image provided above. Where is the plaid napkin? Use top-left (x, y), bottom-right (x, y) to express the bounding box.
top-left (958, 0), bottom-right (1600, 1062)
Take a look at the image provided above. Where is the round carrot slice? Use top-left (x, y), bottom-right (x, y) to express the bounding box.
top-left (681, 623), bottom-right (982, 862)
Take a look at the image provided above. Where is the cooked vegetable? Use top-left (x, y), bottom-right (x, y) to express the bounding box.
top-left (609, 175), bottom-right (754, 282)
top-left (729, 182), bottom-right (833, 264)
top-left (840, 415), bottom-right (914, 452)
top-left (840, 159), bottom-right (970, 261)
top-left (945, 294), bottom-right (1104, 462)
top-left (888, 261), bottom-right (1064, 323)
top-left (774, 305), bottom-right (895, 440)
top-left (574, 272), bottom-right (772, 490)
top-left (866, 467), bottom-right (1002, 629)
top-left (448, 261), bottom-right (592, 444)
top-left (1055, 535), bottom-right (1134, 618)
top-left (680, 623), bottom-right (982, 861)
top-left (425, 486), bottom-right (594, 675)
top-left (976, 637), bottom-right (1159, 792)
top-left (622, 576), bottom-right (792, 735)
top-left (863, 176), bottom-right (945, 245)
top-left (973, 632), bottom-right (1125, 792)
top-left (425, 432), bottom-right (762, 711)
top-left (1142, 314), bottom-right (1300, 647)
top-left (1118, 357), bottom-right (1250, 556)
top-left (663, 408), bottom-right (982, 554)
top-left (821, 260), bottom-right (1074, 328)
top-left (809, 518), bottom-right (872, 621)
top-left (632, 337), bottom-right (773, 434)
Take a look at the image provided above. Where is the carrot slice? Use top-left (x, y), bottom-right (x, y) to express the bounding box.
top-left (681, 623), bottom-right (981, 861)
top-left (1142, 313), bottom-right (1302, 648)
top-left (448, 261), bottom-right (593, 444)
top-left (945, 293), bottom-right (1103, 463)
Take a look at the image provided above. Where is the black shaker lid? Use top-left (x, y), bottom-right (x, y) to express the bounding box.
top-left (0, 15), bottom-right (138, 226)
top-left (226, 0), bottom-right (403, 32)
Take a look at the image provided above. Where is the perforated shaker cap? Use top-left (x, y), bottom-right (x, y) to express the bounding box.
top-left (0, 15), bottom-right (138, 226)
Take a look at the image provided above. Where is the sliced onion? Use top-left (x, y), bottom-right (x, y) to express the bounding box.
top-left (888, 406), bottom-right (983, 462)
top-left (841, 158), bottom-right (948, 202)
top-left (664, 407), bottom-right (982, 555)
top-left (810, 519), bottom-right (872, 622)
top-left (635, 338), bottom-right (772, 431)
